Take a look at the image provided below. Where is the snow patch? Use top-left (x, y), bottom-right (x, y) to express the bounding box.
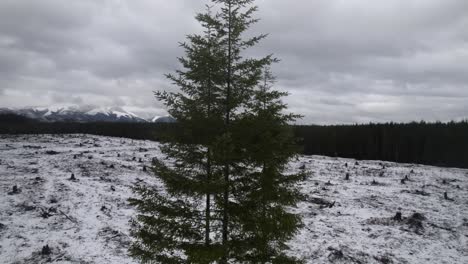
top-left (0, 134), bottom-right (467, 263)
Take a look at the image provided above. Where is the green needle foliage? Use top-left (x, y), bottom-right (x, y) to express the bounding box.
top-left (129, 1), bottom-right (303, 263)
top-left (230, 68), bottom-right (304, 263)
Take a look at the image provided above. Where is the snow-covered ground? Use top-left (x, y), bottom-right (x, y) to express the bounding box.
top-left (0, 134), bottom-right (467, 264)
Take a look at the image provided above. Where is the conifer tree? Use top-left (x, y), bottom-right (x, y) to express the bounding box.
top-left (129, 6), bottom-right (226, 263)
top-left (230, 68), bottom-right (304, 263)
top-left (130, 1), bottom-right (303, 263)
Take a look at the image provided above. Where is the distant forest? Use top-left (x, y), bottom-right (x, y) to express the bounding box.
top-left (295, 122), bottom-right (468, 169)
top-left (1, 113), bottom-right (467, 169)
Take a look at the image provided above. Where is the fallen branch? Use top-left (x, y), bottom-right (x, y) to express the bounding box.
top-left (58, 210), bottom-right (78, 224)
top-left (428, 222), bottom-right (454, 232)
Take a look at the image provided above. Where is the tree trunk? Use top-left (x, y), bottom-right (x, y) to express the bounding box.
top-left (205, 150), bottom-right (211, 245)
top-left (222, 1), bottom-right (233, 262)
top-left (205, 25), bottom-right (214, 247)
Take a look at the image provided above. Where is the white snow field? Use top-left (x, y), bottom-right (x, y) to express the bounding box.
top-left (0, 134), bottom-right (467, 264)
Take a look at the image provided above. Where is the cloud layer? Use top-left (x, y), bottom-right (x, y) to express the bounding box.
top-left (1, 0), bottom-right (467, 123)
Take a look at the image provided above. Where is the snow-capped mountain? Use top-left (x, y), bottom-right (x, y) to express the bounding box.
top-left (151, 115), bottom-right (177, 123)
top-left (151, 115), bottom-right (162, 122)
top-left (0, 106), bottom-right (157, 123)
top-left (81, 107), bottom-right (146, 122)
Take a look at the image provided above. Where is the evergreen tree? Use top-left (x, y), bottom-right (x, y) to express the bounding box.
top-left (206, 1), bottom-right (284, 262)
top-left (130, 1), bottom-right (303, 263)
top-left (230, 68), bottom-right (304, 263)
top-left (129, 5), bottom-right (226, 263)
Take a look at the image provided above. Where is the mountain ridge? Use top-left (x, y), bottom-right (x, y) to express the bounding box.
top-left (0, 106), bottom-right (175, 123)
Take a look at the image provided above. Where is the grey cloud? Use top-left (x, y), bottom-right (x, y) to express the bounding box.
top-left (0, 0), bottom-right (467, 124)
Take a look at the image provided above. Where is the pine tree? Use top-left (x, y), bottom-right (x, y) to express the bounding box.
top-left (229, 68), bottom-right (304, 263)
top-left (129, 5), bottom-right (226, 263)
top-left (130, 1), bottom-right (303, 263)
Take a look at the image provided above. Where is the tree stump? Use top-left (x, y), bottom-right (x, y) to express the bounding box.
top-left (394, 212), bottom-right (402, 221)
top-left (70, 174), bottom-right (76, 181)
top-left (41, 245), bottom-right (51, 255)
top-left (8, 185), bottom-right (21, 195)
top-left (443, 192), bottom-right (455, 201)
top-left (41, 209), bottom-right (53, 219)
top-left (143, 166), bottom-right (147, 172)
top-left (345, 173), bottom-right (350, 180)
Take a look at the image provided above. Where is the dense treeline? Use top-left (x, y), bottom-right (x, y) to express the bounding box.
top-left (0, 113), bottom-right (36, 123)
top-left (0, 117), bottom-right (174, 141)
top-left (1, 115), bottom-right (467, 168)
top-left (295, 121), bottom-right (468, 168)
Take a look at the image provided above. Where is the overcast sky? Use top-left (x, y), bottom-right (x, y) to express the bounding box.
top-left (0, 0), bottom-right (467, 124)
